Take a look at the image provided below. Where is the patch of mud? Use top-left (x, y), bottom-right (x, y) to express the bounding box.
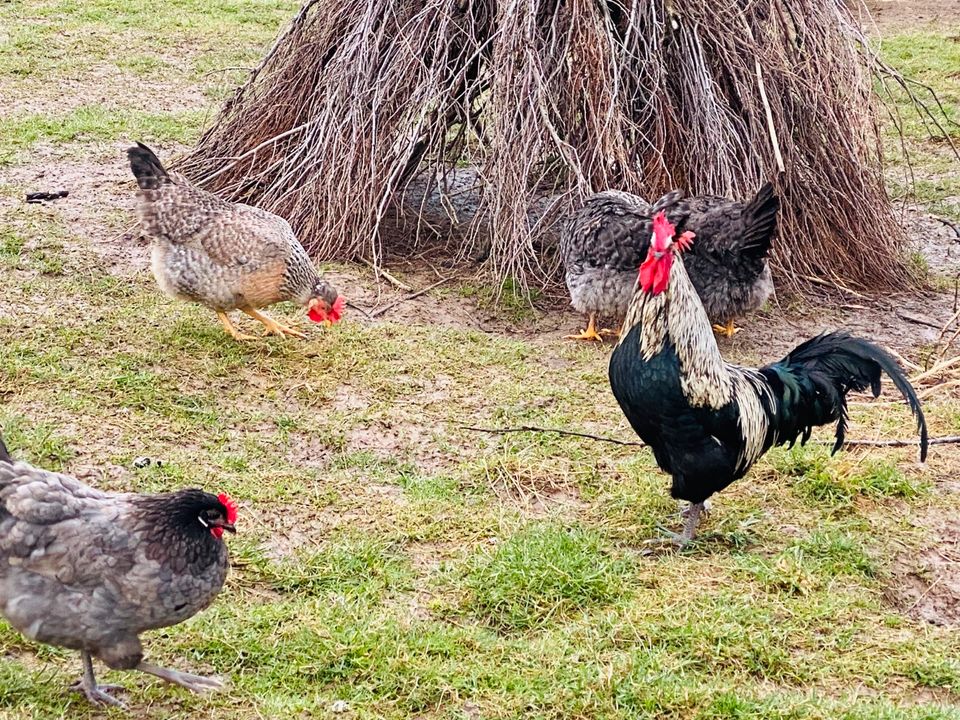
top-left (887, 515), bottom-right (960, 627)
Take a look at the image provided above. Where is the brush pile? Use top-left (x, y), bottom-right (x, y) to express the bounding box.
top-left (181, 0), bottom-right (941, 295)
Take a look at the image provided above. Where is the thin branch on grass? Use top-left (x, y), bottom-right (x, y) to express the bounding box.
top-left (462, 425), bottom-right (960, 450)
top-left (369, 277), bottom-right (451, 318)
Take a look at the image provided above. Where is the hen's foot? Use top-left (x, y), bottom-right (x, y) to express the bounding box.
top-left (712, 320), bottom-right (739, 338)
top-left (72, 652), bottom-right (127, 708)
top-left (565, 313), bottom-right (604, 343)
top-left (242, 308), bottom-right (307, 339)
top-left (137, 661), bottom-right (225, 694)
top-left (599, 325), bottom-right (621, 338)
top-left (69, 680), bottom-right (127, 708)
top-left (217, 311), bottom-right (258, 341)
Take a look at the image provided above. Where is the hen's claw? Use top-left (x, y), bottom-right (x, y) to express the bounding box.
top-left (565, 313), bottom-right (605, 343)
top-left (70, 681), bottom-right (127, 708)
top-left (137, 661), bottom-right (225, 694)
top-left (242, 308), bottom-right (307, 339)
top-left (712, 320), bottom-right (739, 338)
top-left (72, 651), bottom-right (127, 708)
top-left (216, 311), bottom-right (258, 341)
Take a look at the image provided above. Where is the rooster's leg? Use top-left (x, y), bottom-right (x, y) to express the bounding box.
top-left (69, 651), bottom-right (127, 708)
top-left (712, 320), bottom-right (739, 338)
top-left (242, 308), bottom-right (307, 339)
top-left (216, 311), bottom-right (258, 342)
top-left (680, 501), bottom-right (706, 544)
top-left (565, 313), bottom-right (604, 342)
top-left (137, 661), bottom-right (225, 693)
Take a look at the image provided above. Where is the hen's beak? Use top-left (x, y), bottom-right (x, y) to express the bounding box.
top-left (308, 297), bottom-right (328, 314)
top-left (212, 520), bottom-right (236, 534)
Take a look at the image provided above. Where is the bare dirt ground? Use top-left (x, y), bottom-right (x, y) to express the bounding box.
top-left (861, 0), bottom-right (960, 30)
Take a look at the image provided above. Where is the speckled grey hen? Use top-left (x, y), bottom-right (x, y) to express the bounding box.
top-left (562, 183), bottom-right (779, 341)
top-left (0, 433), bottom-right (237, 708)
top-left (128, 142), bottom-right (343, 340)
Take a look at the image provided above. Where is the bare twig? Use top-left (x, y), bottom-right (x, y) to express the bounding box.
top-left (362, 259), bottom-right (413, 292)
top-left (461, 424), bottom-right (955, 450)
top-left (461, 424), bottom-right (645, 446)
top-left (369, 277), bottom-right (451, 318)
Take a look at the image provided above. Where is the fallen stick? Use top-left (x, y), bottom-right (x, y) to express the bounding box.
top-left (461, 425), bottom-right (960, 450)
top-left (369, 278), bottom-right (450, 318)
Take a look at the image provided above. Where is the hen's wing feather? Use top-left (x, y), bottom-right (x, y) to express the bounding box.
top-left (137, 177), bottom-right (295, 268)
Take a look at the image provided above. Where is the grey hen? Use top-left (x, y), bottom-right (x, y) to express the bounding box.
top-left (561, 183), bottom-right (779, 340)
top-left (128, 142), bottom-right (343, 341)
top-left (0, 433), bottom-right (236, 708)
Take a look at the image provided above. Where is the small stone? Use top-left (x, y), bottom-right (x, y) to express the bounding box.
top-left (330, 700), bottom-right (350, 714)
top-left (133, 456), bottom-right (151, 469)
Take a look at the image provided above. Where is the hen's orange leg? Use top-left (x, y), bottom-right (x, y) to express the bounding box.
top-left (565, 313), bottom-right (604, 343)
top-left (712, 320), bottom-right (739, 338)
top-left (216, 311), bottom-right (258, 342)
top-left (241, 308), bottom-right (307, 339)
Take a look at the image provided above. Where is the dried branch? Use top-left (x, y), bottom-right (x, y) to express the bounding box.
top-left (180, 0), bottom-right (934, 296)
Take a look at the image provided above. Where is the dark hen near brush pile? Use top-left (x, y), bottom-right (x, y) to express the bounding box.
top-left (562, 183), bottom-right (779, 341)
top-left (0, 433), bottom-right (237, 708)
top-left (608, 213), bottom-right (927, 544)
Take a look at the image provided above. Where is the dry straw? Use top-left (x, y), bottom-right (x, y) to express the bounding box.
top-left (180, 0), bottom-right (955, 297)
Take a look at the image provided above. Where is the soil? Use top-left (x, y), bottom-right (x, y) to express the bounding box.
top-left (887, 514), bottom-right (960, 627)
top-left (860, 0), bottom-right (960, 31)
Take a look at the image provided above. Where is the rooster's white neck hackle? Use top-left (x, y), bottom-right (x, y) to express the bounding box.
top-left (618, 256), bottom-right (774, 472)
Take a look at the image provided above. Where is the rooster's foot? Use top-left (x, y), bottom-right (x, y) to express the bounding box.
top-left (712, 321), bottom-right (739, 338)
top-left (242, 308), bottom-right (307, 339)
top-left (565, 313), bottom-right (605, 343)
top-left (137, 661), bottom-right (225, 694)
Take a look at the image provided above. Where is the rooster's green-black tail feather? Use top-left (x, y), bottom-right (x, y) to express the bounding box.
top-left (762, 332), bottom-right (927, 461)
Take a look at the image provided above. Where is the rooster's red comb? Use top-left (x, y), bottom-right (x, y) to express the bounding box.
top-left (218, 493), bottom-right (238, 524)
top-left (652, 212), bottom-right (676, 249)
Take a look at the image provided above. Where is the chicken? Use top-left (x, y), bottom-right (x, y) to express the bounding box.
top-left (0, 433), bottom-right (237, 708)
top-left (561, 183), bottom-right (779, 341)
top-left (128, 142), bottom-right (344, 341)
top-left (608, 212), bottom-right (928, 545)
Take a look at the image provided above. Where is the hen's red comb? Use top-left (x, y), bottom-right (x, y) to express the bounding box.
top-left (328, 295), bottom-right (345, 323)
top-left (218, 493), bottom-right (238, 524)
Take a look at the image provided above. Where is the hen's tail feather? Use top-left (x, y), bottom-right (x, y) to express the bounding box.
top-left (0, 432), bottom-right (10, 463)
top-left (128, 142), bottom-right (170, 190)
top-left (740, 182), bottom-right (779, 258)
top-left (772, 332), bottom-right (928, 461)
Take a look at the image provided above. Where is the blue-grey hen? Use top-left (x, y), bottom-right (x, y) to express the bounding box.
top-left (128, 142), bottom-right (343, 341)
top-left (0, 434), bottom-right (236, 708)
top-left (561, 183), bottom-right (779, 341)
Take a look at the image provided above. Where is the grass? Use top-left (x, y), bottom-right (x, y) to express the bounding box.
top-left (0, 2), bottom-right (959, 719)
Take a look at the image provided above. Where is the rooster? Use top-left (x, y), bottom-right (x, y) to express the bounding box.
top-left (562, 183), bottom-right (778, 341)
top-left (0, 433), bottom-right (236, 708)
top-left (128, 143), bottom-right (344, 341)
top-left (608, 212), bottom-right (928, 544)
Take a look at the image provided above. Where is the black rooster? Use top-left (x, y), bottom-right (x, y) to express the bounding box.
top-left (608, 212), bottom-right (928, 543)
top-left (562, 183), bottom-right (779, 341)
